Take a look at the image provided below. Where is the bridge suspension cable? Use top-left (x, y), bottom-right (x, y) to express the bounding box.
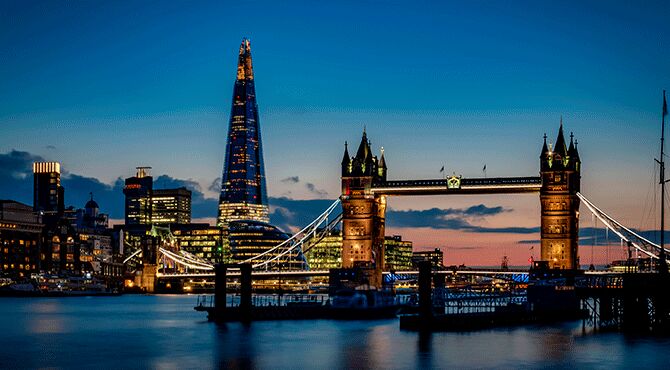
top-left (577, 192), bottom-right (670, 260)
top-left (147, 198), bottom-right (343, 274)
top-left (246, 199), bottom-right (342, 270)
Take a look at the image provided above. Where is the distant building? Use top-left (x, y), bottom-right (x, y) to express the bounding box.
top-left (123, 167), bottom-right (153, 225)
top-left (152, 188), bottom-right (191, 225)
top-left (228, 220), bottom-right (306, 270)
top-left (33, 162), bottom-right (64, 224)
top-left (305, 230), bottom-right (342, 270)
top-left (172, 224), bottom-right (227, 264)
top-left (384, 235), bottom-right (413, 271)
top-left (412, 248), bottom-right (444, 270)
top-left (75, 193), bottom-right (109, 230)
top-left (41, 222), bottom-right (81, 274)
top-left (0, 200), bottom-right (42, 278)
top-left (217, 38), bottom-right (270, 226)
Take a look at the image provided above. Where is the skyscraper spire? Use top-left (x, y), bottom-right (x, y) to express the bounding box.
top-left (218, 38), bottom-right (269, 226)
top-left (236, 38), bottom-right (253, 80)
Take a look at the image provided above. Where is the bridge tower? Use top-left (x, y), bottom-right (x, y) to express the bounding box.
top-left (341, 130), bottom-right (387, 288)
top-left (540, 121), bottom-right (581, 269)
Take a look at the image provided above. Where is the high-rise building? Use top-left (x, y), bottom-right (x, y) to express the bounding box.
top-left (217, 38), bottom-right (270, 226)
top-left (152, 188), bottom-right (192, 225)
top-left (33, 162), bottom-right (64, 221)
top-left (123, 167), bottom-right (153, 225)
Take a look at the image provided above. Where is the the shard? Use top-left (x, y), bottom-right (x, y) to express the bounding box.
top-left (217, 38), bottom-right (269, 226)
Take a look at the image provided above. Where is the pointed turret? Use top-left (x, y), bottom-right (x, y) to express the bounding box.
top-left (554, 118), bottom-right (568, 158)
top-left (341, 141), bottom-right (351, 176)
top-left (355, 129), bottom-right (369, 161)
top-left (378, 147), bottom-right (387, 181)
top-left (236, 38), bottom-right (254, 81)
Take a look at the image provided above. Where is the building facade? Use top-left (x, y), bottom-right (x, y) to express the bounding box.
top-left (172, 223), bottom-right (227, 264)
top-left (384, 235), bottom-right (413, 271)
top-left (0, 200), bottom-right (42, 279)
top-left (539, 122), bottom-right (581, 269)
top-left (217, 38), bottom-right (270, 226)
top-left (152, 188), bottom-right (192, 225)
top-left (305, 230), bottom-right (343, 270)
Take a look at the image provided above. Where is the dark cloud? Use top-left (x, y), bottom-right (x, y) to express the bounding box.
top-left (0, 150), bottom-right (221, 220)
top-left (45, 145), bottom-right (56, 150)
top-left (386, 205), bottom-right (512, 232)
top-left (61, 174), bottom-right (124, 217)
top-left (0, 150), bottom-right (45, 205)
top-left (268, 198), bottom-right (530, 235)
top-left (208, 178), bottom-right (221, 193)
top-left (281, 176), bottom-right (300, 184)
top-left (305, 182), bottom-right (328, 197)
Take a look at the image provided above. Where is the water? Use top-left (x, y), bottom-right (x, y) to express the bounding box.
top-left (1, 295), bottom-right (670, 369)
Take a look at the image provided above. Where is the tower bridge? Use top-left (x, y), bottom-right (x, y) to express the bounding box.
top-left (340, 122), bottom-right (581, 287)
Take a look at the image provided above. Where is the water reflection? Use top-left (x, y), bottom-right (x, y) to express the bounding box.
top-left (2, 296), bottom-right (670, 369)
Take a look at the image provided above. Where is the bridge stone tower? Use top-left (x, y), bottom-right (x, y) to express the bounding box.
top-left (540, 121), bottom-right (581, 269)
top-left (341, 130), bottom-right (387, 288)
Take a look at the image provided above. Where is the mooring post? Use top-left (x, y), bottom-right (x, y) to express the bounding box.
top-left (214, 263), bottom-right (227, 316)
top-left (418, 260), bottom-right (433, 319)
top-left (240, 263), bottom-right (253, 314)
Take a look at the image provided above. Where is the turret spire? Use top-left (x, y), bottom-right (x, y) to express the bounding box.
top-left (554, 119), bottom-right (568, 158)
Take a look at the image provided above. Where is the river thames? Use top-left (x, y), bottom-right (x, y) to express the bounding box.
top-left (1, 295), bottom-right (670, 369)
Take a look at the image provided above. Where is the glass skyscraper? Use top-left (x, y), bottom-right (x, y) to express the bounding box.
top-left (217, 38), bottom-right (269, 226)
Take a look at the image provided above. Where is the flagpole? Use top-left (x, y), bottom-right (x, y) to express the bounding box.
top-left (660, 90), bottom-right (668, 274)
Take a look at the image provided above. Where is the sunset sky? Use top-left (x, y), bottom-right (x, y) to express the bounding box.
top-left (2, 0), bottom-right (670, 266)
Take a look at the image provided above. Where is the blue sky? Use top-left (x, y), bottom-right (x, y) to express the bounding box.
top-left (2, 1), bottom-right (669, 265)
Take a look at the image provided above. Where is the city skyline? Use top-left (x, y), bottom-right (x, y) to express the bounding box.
top-left (2, 1), bottom-right (670, 266)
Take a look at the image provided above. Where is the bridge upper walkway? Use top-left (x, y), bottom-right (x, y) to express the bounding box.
top-left (372, 176), bottom-right (542, 195)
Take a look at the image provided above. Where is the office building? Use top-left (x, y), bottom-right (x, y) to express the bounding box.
top-left (172, 224), bottom-right (227, 264)
top-left (152, 187), bottom-right (191, 225)
top-left (384, 235), bottom-right (413, 271)
top-left (123, 167), bottom-right (153, 225)
top-left (412, 248), bottom-right (444, 269)
top-left (305, 230), bottom-right (343, 270)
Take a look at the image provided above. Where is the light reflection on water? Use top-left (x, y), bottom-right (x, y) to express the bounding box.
top-left (1, 295), bottom-right (670, 369)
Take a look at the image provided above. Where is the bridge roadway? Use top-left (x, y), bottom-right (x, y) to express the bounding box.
top-left (371, 176), bottom-right (542, 196)
top-left (156, 269), bottom-right (620, 279)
